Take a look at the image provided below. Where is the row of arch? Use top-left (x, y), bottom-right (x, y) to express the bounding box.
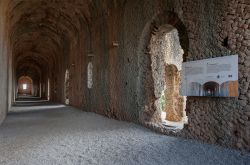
top-left (6, 0), bottom-right (190, 126)
top-left (7, 0), bottom-right (94, 103)
top-left (188, 81), bottom-right (238, 97)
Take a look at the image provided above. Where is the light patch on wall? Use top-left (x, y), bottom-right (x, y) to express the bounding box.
top-left (87, 62), bottom-right (93, 89)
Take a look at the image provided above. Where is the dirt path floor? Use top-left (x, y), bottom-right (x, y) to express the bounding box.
top-left (0, 102), bottom-right (249, 165)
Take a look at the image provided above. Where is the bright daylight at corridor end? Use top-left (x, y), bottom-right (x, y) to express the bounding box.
top-left (0, 0), bottom-right (250, 165)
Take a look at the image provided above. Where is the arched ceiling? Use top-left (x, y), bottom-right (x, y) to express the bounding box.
top-left (6, 0), bottom-right (127, 84)
top-left (16, 57), bottom-right (42, 82)
top-left (7, 0), bottom-right (95, 81)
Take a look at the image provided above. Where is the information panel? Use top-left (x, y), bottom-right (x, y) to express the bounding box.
top-left (181, 55), bottom-right (238, 97)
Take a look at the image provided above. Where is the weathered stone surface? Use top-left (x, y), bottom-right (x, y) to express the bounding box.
top-left (0, 0), bottom-right (249, 152)
top-left (164, 65), bottom-right (184, 122)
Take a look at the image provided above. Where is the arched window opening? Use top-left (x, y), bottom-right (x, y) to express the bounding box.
top-left (87, 62), bottom-right (93, 89)
top-left (150, 25), bottom-right (187, 130)
top-left (22, 84), bottom-right (27, 90)
top-left (64, 69), bottom-right (70, 105)
top-left (47, 78), bottom-right (50, 100)
top-left (17, 76), bottom-right (33, 97)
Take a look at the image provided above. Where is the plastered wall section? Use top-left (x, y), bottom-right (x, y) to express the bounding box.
top-left (0, 1), bottom-right (9, 124)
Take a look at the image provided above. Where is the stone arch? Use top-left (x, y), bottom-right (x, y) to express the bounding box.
top-left (137, 11), bottom-right (189, 124)
top-left (203, 81), bottom-right (220, 97)
top-left (17, 76), bottom-right (33, 96)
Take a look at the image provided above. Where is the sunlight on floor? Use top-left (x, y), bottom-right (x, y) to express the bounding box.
top-left (161, 111), bottom-right (188, 130)
top-left (11, 104), bottom-right (66, 112)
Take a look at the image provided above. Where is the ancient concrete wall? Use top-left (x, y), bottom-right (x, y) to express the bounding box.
top-left (78, 1), bottom-right (137, 121)
top-left (180, 0), bottom-right (250, 151)
top-left (85, 0), bottom-right (249, 151)
top-left (120, 0), bottom-right (249, 151)
top-left (0, 1), bottom-right (10, 124)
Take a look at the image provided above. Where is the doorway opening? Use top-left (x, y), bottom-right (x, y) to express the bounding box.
top-left (150, 25), bottom-right (187, 129)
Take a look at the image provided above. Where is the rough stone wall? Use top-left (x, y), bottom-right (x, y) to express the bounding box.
top-left (126, 1), bottom-right (189, 124)
top-left (150, 27), bottom-right (185, 122)
top-left (116, 0), bottom-right (250, 151)
top-left (165, 65), bottom-right (184, 121)
top-left (124, 0), bottom-right (161, 123)
top-left (76, 0), bottom-right (250, 151)
top-left (164, 29), bottom-right (184, 70)
top-left (150, 32), bottom-right (167, 117)
top-left (179, 0), bottom-right (250, 151)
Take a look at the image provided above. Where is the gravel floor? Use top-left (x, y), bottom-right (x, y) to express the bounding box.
top-left (0, 103), bottom-right (249, 165)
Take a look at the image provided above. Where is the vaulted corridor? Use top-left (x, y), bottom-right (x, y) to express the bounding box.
top-left (1, 100), bottom-right (249, 165)
top-left (0, 0), bottom-right (250, 164)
